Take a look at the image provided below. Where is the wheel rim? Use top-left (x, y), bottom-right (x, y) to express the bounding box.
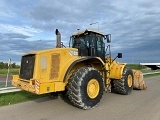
top-left (127, 75), bottom-right (133, 87)
top-left (87, 79), bottom-right (99, 99)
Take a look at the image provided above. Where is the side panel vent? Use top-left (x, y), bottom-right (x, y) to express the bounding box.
top-left (50, 54), bottom-right (60, 79)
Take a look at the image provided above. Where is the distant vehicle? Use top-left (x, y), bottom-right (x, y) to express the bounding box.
top-left (140, 63), bottom-right (160, 70)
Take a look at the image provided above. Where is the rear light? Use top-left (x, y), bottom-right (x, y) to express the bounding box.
top-left (32, 80), bottom-right (35, 85)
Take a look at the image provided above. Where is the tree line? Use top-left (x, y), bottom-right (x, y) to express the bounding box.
top-left (0, 62), bottom-right (20, 69)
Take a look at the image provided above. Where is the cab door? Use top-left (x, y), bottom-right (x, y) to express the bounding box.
top-left (96, 36), bottom-right (105, 62)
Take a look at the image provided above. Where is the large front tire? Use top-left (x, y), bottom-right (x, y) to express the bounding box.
top-left (67, 67), bottom-right (103, 109)
top-left (112, 67), bottom-right (134, 95)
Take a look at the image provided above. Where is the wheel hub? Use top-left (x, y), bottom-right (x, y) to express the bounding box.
top-left (87, 79), bottom-right (99, 99)
top-left (127, 75), bottom-right (133, 87)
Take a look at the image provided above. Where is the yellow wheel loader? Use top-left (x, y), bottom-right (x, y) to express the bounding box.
top-left (12, 29), bottom-right (146, 109)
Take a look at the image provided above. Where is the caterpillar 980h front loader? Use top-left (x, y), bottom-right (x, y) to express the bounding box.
top-left (12, 29), bottom-right (146, 109)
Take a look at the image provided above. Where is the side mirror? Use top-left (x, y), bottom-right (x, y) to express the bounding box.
top-left (111, 53), bottom-right (122, 63)
top-left (105, 34), bottom-right (111, 43)
top-left (118, 53), bottom-right (122, 58)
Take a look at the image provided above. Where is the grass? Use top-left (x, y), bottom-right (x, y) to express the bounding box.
top-left (0, 91), bottom-right (47, 106)
top-left (144, 72), bottom-right (160, 78)
top-left (0, 68), bottom-right (19, 76)
top-left (126, 64), bottom-right (146, 70)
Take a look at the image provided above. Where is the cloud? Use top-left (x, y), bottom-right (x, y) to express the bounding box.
top-left (0, 33), bottom-right (30, 39)
top-left (0, 38), bottom-right (56, 63)
top-left (1, 0), bottom-right (160, 64)
top-left (0, 1), bottom-right (16, 19)
top-left (0, 24), bottom-right (41, 36)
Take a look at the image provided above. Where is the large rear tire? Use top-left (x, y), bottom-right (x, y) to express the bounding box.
top-left (67, 67), bottom-right (103, 109)
top-left (112, 67), bottom-right (134, 95)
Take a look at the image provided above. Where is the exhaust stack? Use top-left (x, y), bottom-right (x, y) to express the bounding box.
top-left (55, 29), bottom-right (61, 48)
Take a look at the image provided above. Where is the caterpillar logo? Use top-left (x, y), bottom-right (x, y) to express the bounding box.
top-left (69, 50), bottom-right (78, 56)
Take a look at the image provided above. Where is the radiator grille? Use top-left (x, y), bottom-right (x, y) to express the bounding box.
top-left (50, 54), bottom-right (60, 79)
top-left (20, 54), bottom-right (35, 80)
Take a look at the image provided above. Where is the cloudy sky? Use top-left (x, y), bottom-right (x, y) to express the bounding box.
top-left (0, 0), bottom-right (160, 64)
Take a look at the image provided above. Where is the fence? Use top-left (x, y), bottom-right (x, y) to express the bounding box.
top-left (0, 87), bottom-right (21, 94)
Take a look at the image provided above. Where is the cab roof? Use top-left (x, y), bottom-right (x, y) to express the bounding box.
top-left (72, 30), bottom-right (105, 37)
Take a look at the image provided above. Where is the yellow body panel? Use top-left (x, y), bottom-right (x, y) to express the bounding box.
top-left (104, 57), bottom-right (126, 87)
top-left (105, 57), bottom-right (126, 79)
top-left (12, 78), bottom-right (65, 94)
top-left (109, 62), bottom-right (126, 79)
top-left (28, 48), bottom-right (80, 82)
top-left (12, 48), bottom-right (90, 94)
top-left (29, 48), bottom-right (81, 82)
top-left (12, 78), bottom-right (36, 94)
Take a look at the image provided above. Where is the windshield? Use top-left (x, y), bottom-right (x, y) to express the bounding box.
top-left (69, 33), bottom-right (104, 49)
top-left (69, 36), bottom-right (86, 48)
top-left (69, 31), bottom-right (106, 61)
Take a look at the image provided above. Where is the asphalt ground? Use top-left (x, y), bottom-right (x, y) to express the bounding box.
top-left (0, 76), bottom-right (12, 81)
top-left (0, 76), bottom-right (12, 86)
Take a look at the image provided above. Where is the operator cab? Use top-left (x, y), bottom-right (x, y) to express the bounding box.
top-left (69, 30), bottom-right (110, 62)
